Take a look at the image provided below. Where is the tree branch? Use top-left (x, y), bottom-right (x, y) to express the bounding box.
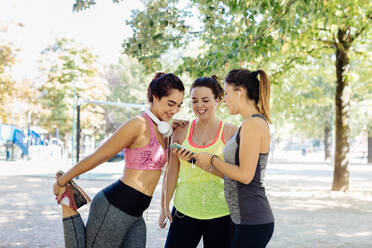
top-left (349, 23), bottom-right (370, 44)
top-left (317, 39), bottom-right (336, 47)
top-left (283, 0), bottom-right (298, 15)
top-left (316, 27), bottom-right (332, 33)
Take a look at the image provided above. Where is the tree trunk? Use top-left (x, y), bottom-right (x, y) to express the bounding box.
top-left (324, 125), bottom-right (331, 161)
top-left (332, 30), bottom-right (351, 191)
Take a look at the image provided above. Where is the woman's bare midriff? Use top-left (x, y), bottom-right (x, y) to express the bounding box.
top-left (120, 168), bottom-right (162, 197)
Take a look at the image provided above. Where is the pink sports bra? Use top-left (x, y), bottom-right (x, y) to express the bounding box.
top-left (124, 113), bottom-right (168, 170)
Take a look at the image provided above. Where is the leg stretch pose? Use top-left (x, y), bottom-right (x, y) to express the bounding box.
top-left (53, 72), bottom-right (185, 248)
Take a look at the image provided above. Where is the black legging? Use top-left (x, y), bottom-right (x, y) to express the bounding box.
top-left (231, 222), bottom-right (274, 248)
top-left (165, 207), bottom-right (234, 248)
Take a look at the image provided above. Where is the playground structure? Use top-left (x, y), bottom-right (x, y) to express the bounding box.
top-left (0, 98), bottom-right (144, 162)
top-left (0, 124), bottom-right (44, 160)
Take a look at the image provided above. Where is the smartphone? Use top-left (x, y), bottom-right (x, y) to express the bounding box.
top-left (170, 143), bottom-right (195, 155)
top-left (169, 143), bottom-right (183, 150)
top-left (161, 217), bottom-right (168, 228)
top-left (170, 143), bottom-right (196, 164)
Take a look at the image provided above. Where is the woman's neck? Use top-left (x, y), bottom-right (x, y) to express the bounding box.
top-left (239, 101), bottom-right (260, 119)
top-left (193, 116), bottom-right (220, 146)
top-left (149, 106), bottom-right (162, 121)
top-left (196, 115), bottom-right (219, 129)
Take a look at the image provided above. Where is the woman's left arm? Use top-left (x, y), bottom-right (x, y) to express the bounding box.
top-left (193, 119), bottom-right (261, 184)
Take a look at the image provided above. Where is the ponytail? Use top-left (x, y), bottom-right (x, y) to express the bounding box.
top-left (225, 68), bottom-right (271, 123)
top-left (257, 70), bottom-right (271, 123)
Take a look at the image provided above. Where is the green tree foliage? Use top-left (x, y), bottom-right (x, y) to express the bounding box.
top-left (38, 38), bottom-right (109, 140)
top-left (5, 79), bottom-right (41, 128)
top-left (300, 0), bottom-right (371, 191)
top-left (103, 55), bottom-right (148, 134)
top-left (273, 56), bottom-right (336, 160)
top-left (0, 21), bottom-right (17, 123)
top-left (348, 41), bottom-right (372, 137)
top-left (123, 0), bottom-right (191, 71)
top-left (74, 0), bottom-right (371, 190)
top-left (0, 20), bottom-right (41, 127)
top-left (124, 0), bottom-right (316, 78)
top-left (72, 0), bottom-right (122, 12)
top-left (122, 0), bottom-right (371, 191)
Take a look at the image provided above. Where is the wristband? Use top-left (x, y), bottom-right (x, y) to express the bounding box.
top-left (210, 154), bottom-right (218, 166)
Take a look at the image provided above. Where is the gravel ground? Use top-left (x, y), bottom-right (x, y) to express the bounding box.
top-left (0, 159), bottom-right (371, 248)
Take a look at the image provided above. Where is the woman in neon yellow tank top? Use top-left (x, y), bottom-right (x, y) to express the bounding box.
top-left (159, 76), bottom-right (238, 248)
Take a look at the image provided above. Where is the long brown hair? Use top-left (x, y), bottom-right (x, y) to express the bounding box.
top-left (225, 69), bottom-right (271, 123)
top-left (256, 70), bottom-right (271, 123)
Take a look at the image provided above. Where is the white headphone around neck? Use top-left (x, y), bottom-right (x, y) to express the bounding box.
top-left (145, 109), bottom-right (173, 137)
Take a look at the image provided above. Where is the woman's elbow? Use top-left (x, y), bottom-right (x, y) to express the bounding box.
top-left (240, 175), bottom-right (253, 185)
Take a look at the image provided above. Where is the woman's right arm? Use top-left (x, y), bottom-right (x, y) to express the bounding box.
top-left (159, 128), bottom-right (186, 228)
top-left (57, 117), bottom-right (144, 186)
top-left (159, 147), bottom-right (180, 227)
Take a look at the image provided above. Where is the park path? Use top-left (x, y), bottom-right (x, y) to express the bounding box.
top-left (0, 159), bottom-right (371, 247)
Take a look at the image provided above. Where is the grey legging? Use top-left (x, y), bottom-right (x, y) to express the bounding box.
top-left (62, 190), bottom-right (146, 248)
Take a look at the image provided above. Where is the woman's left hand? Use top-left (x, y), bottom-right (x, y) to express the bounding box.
top-left (171, 119), bottom-right (189, 130)
top-left (53, 181), bottom-right (65, 204)
top-left (193, 152), bottom-right (213, 170)
top-left (172, 148), bottom-right (194, 162)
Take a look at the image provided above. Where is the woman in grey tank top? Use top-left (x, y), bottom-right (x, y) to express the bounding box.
top-left (190, 69), bottom-right (274, 248)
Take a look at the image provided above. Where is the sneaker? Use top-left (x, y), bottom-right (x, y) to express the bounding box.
top-left (56, 171), bottom-right (91, 210)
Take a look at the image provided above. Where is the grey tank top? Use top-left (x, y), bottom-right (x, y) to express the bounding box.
top-left (223, 114), bottom-right (274, 225)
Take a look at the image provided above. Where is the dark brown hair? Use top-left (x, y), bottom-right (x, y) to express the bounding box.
top-left (147, 72), bottom-right (185, 102)
top-left (225, 69), bottom-right (271, 123)
top-left (190, 75), bottom-right (224, 101)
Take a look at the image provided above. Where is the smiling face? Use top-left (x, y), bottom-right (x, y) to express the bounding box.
top-left (152, 89), bottom-right (184, 122)
top-left (191, 86), bottom-right (219, 121)
top-left (223, 83), bottom-right (241, 115)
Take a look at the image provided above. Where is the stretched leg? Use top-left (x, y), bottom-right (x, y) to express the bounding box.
top-left (202, 215), bottom-right (234, 248)
top-left (55, 171), bottom-right (91, 248)
top-left (59, 184), bottom-right (86, 248)
top-left (165, 208), bottom-right (203, 248)
top-left (62, 209), bottom-right (86, 248)
top-left (120, 216), bottom-right (146, 248)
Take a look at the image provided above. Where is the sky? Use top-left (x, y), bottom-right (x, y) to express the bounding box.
top-left (1, 0), bottom-right (144, 80)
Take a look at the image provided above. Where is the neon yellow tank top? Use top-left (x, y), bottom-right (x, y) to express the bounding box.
top-left (173, 120), bottom-right (229, 219)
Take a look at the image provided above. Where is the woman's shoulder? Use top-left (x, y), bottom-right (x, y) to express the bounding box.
top-left (222, 122), bottom-right (239, 142)
top-left (241, 116), bottom-right (268, 134)
top-left (120, 114), bottom-right (148, 133)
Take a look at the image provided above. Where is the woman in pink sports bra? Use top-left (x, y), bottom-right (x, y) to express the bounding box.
top-left (52, 72), bottom-right (184, 248)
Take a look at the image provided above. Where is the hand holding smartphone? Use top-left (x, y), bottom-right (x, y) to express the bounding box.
top-left (170, 143), bottom-right (194, 154)
top-left (170, 143), bottom-right (196, 164)
top-left (161, 217), bottom-right (168, 228)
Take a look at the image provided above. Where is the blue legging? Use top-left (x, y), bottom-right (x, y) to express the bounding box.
top-left (231, 222), bottom-right (274, 248)
top-left (165, 207), bottom-right (234, 248)
top-left (62, 190), bottom-right (146, 248)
